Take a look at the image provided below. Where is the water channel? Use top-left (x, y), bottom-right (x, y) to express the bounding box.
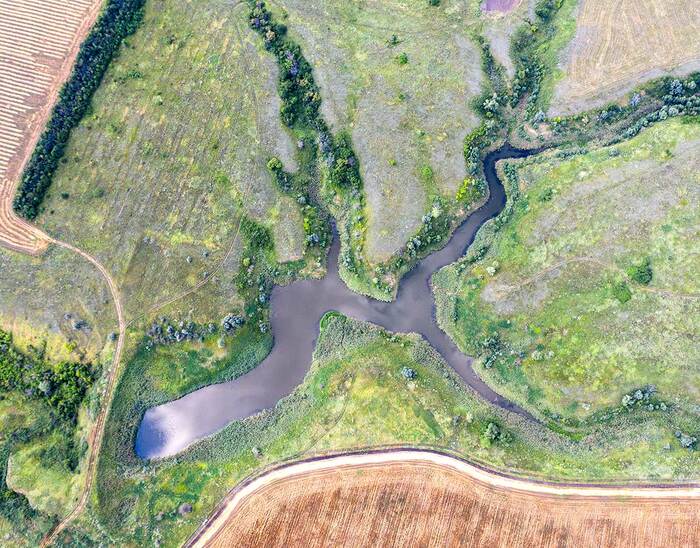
top-left (136, 144), bottom-right (538, 459)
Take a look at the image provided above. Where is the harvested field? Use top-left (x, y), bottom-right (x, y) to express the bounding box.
top-left (275, 0), bottom-right (483, 262)
top-left (0, 0), bottom-right (101, 255)
top-left (551, 0), bottom-right (700, 115)
top-left (193, 451), bottom-right (700, 548)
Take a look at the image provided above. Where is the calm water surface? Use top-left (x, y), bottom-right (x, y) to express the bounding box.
top-left (136, 144), bottom-right (537, 459)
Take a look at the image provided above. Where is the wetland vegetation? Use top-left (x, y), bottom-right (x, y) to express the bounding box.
top-left (1, 0), bottom-right (700, 545)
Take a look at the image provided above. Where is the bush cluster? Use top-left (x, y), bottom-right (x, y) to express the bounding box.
top-left (13, 0), bottom-right (146, 219)
top-left (627, 256), bottom-right (653, 285)
top-left (145, 318), bottom-right (219, 349)
top-left (0, 330), bottom-right (94, 424)
top-left (510, 0), bottom-right (563, 113)
top-left (620, 385), bottom-right (666, 412)
top-left (248, 1), bottom-right (321, 127)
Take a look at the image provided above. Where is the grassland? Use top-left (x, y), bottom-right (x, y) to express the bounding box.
top-left (71, 313), bottom-right (700, 547)
top-left (0, 245), bottom-right (118, 361)
top-left (435, 117), bottom-right (700, 423)
top-left (199, 458), bottom-right (700, 548)
top-left (551, 0), bottom-right (700, 115)
top-left (0, 0), bottom-right (101, 255)
top-left (482, 0), bottom-right (533, 78)
top-left (273, 0), bottom-right (485, 263)
top-left (36, 0), bottom-right (305, 325)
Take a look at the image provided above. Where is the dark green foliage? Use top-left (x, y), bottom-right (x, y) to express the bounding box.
top-left (326, 132), bottom-right (362, 191)
top-left (0, 444), bottom-right (40, 527)
top-left (38, 435), bottom-right (85, 473)
top-left (248, 1), bottom-right (321, 127)
top-left (13, 0), bottom-right (146, 219)
top-left (627, 257), bottom-right (653, 285)
top-left (534, 0), bottom-right (563, 22)
top-left (611, 280), bottom-right (632, 303)
top-left (538, 188), bottom-right (554, 202)
top-left (463, 124), bottom-right (491, 176)
top-left (0, 329), bottom-right (93, 425)
top-left (47, 362), bottom-right (94, 423)
top-left (240, 217), bottom-right (273, 252)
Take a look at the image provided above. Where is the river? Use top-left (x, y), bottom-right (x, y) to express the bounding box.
top-left (136, 144), bottom-right (537, 459)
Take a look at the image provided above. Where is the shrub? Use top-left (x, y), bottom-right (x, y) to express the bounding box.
top-left (240, 217), bottom-right (273, 252)
top-left (627, 257), bottom-right (653, 285)
top-left (0, 329), bottom-right (94, 425)
top-left (400, 366), bottom-right (417, 380)
top-left (611, 280), bottom-right (632, 303)
top-left (395, 52), bottom-right (409, 65)
top-left (480, 422), bottom-right (501, 447)
top-left (13, 0), bottom-right (146, 219)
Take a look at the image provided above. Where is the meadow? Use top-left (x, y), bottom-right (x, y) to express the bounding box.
top-left (67, 313), bottom-right (700, 547)
top-left (273, 0), bottom-right (485, 263)
top-left (435, 116), bottom-right (700, 423)
top-left (37, 0), bottom-right (305, 325)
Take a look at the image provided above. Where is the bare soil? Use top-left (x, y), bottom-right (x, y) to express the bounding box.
top-left (0, 0), bottom-right (102, 255)
top-left (200, 458), bottom-right (700, 548)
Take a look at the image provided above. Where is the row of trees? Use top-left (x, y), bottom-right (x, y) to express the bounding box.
top-left (13, 0), bottom-right (146, 219)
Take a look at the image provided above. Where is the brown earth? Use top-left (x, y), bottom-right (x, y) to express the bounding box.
top-left (0, 0), bottom-right (102, 255)
top-left (551, 0), bottom-right (700, 115)
top-left (483, 0), bottom-right (521, 13)
top-left (193, 452), bottom-right (700, 548)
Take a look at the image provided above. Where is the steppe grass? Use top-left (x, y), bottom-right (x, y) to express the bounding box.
top-left (435, 117), bottom-right (700, 422)
top-left (0, 245), bottom-right (118, 362)
top-left (86, 313), bottom-right (700, 547)
top-left (37, 0), bottom-right (305, 324)
top-left (274, 0), bottom-right (485, 262)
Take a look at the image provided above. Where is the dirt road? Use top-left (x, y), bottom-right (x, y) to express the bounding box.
top-left (39, 238), bottom-right (126, 547)
top-left (188, 448), bottom-right (700, 548)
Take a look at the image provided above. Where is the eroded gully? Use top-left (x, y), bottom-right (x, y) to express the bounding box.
top-left (136, 144), bottom-right (538, 459)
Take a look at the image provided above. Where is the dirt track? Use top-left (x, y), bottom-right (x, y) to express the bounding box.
top-left (0, 0), bottom-right (102, 255)
top-left (190, 449), bottom-right (700, 548)
top-left (38, 239), bottom-right (126, 547)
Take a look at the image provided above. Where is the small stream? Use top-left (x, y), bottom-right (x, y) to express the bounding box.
top-left (136, 144), bottom-right (538, 459)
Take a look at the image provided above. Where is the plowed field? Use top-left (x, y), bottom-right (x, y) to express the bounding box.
top-left (193, 452), bottom-right (700, 548)
top-left (0, 0), bottom-right (101, 254)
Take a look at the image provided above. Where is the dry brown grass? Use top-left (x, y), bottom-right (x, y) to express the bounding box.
top-left (552, 0), bottom-right (700, 115)
top-left (0, 0), bottom-right (101, 255)
top-left (203, 459), bottom-right (700, 548)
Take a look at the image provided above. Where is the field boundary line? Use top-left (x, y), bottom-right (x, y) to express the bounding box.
top-left (186, 446), bottom-right (700, 547)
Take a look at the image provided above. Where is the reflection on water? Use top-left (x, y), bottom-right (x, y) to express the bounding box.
top-left (136, 144), bottom-right (537, 459)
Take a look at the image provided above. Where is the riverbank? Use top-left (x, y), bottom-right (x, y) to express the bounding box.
top-left (136, 144), bottom-right (540, 460)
